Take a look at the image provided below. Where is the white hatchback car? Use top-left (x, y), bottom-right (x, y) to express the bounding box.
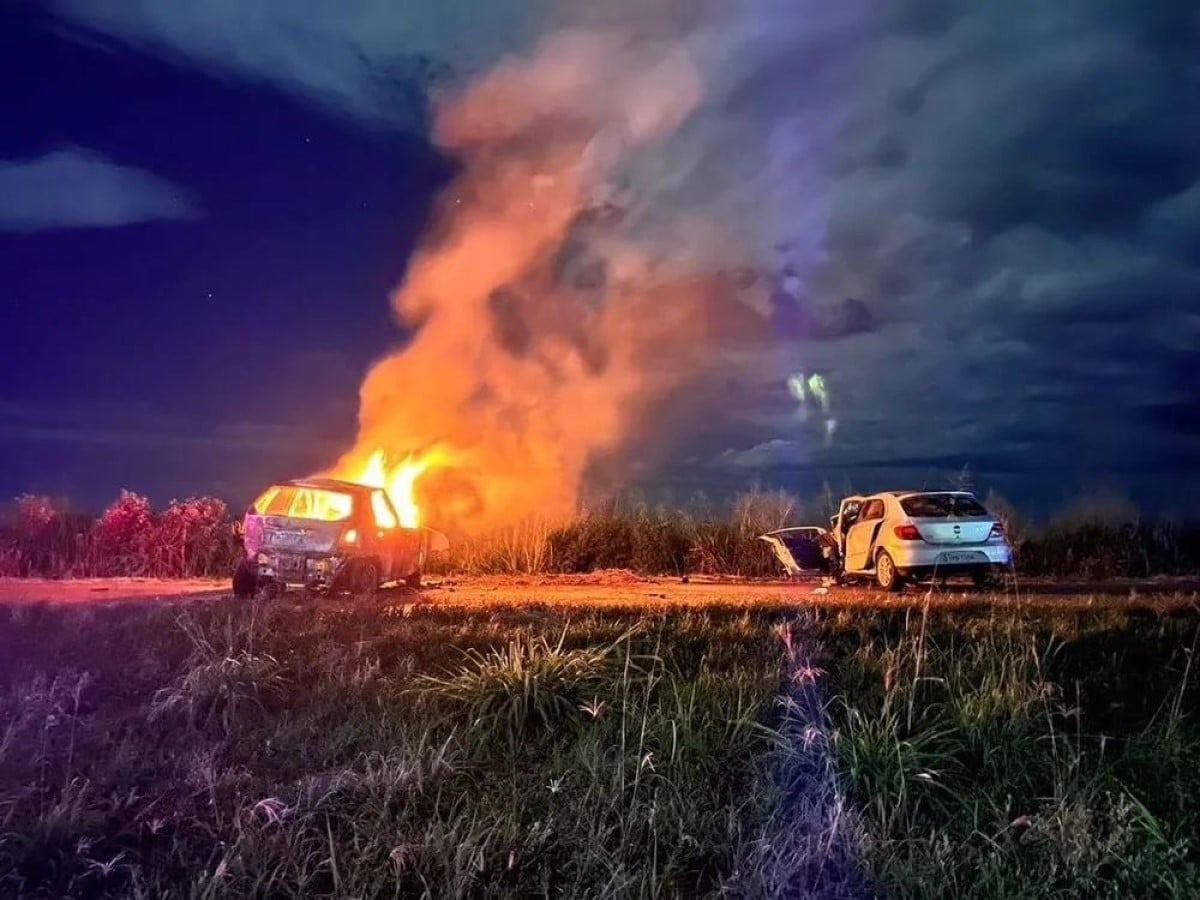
top-left (832, 491), bottom-right (1012, 590)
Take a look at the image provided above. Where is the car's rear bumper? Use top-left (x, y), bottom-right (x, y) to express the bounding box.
top-left (898, 564), bottom-right (1007, 584)
top-left (889, 543), bottom-right (1012, 572)
top-left (253, 551), bottom-right (343, 589)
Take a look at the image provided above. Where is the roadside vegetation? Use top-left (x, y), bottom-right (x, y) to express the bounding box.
top-left (1, 595), bottom-right (1197, 897)
top-left (0, 493), bottom-right (239, 579)
top-left (821, 605), bottom-right (1200, 897)
top-left (0, 599), bottom-right (818, 897)
top-left (4, 488), bottom-right (1199, 580)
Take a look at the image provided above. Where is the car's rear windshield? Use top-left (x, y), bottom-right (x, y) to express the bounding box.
top-left (253, 486), bottom-right (353, 521)
top-left (901, 494), bottom-right (989, 518)
top-left (290, 488), bottom-right (353, 522)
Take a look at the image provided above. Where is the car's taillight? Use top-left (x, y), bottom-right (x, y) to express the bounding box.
top-left (341, 527), bottom-right (359, 546)
top-left (894, 524), bottom-right (922, 541)
top-left (989, 523), bottom-right (1005, 540)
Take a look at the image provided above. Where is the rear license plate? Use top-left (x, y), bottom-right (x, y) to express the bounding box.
top-left (939, 551), bottom-right (985, 565)
top-left (271, 531), bottom-right (304, 546)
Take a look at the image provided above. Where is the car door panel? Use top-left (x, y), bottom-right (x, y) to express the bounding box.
top-left (845, 523), bottom-right (874, 572)
top-left (390, 530), bottom-right (422, 578)
top-left (845, 500), bottom-right (884, 571)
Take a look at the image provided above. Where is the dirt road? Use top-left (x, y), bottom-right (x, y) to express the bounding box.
top-left (2, 573), bottom-right (1197, 612)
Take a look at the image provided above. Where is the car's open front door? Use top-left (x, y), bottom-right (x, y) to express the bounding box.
top-left (843, 498), bottom-right (884, 572)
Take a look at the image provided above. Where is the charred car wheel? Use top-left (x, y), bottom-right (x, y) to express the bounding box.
top-left (404, 570), bottom-right (422, 589)
top-left (257, 581), bottom-right (283, 601)
top-left (232, 561), bottom-right (258, 599)
top-left (876, 551), bottom-right (904, 592)
top-left (339, 560), bottom-right (380, 598)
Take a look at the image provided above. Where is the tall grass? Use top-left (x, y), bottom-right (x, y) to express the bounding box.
top-left (1017, 519), bottom-right (1200, 579)
top-left (820, 607), bottom-right (1200, 897)
top-left (1, 586), bottom-right (1196, 895)
top-left (4, 487), bottom-right (1200, 580)
top-left (0, 600), bottom-right (793, 897)
top-left (444, 489), bottom-right (805, 577)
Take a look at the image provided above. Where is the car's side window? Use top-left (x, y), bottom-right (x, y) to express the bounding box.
top-left (252, 487), bottom-right (279, 514)
top-left (841, 503), bottom-right (860, 531)
top-left (862, 500), bottom-right (884, 521)
top-left (371, 490), bottom-right (398, 529)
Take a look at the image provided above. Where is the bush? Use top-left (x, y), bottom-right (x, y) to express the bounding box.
top-left (0, 495), bottom-right (88, 578)
top-left (87, 491), bottom-right (155, 576)
top-left (0, 492), bottom-right (241, 578)
top-left (150, 497), bottom-right (240, 577)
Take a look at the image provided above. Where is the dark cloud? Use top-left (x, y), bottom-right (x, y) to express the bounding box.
top-left (707, 0), bottom-right (1200, 502)
top-left (0, 148), bottom-right (197, 232)
top-left (50, 0), bottom-right (541, 127)
top-left (1145, 179), bottom-right (1200, 259)
top-left (47, 0), bottom-right (1200, 507)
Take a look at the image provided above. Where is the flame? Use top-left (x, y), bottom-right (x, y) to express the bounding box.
top-left (344, 448), bottom-right (444, 529)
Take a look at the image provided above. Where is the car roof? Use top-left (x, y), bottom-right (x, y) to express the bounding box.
top-left (277, 477), bottom-right (372, 495)
top-left (842, 489), bottom-right (977, 503)
top-left (895, 490), bottom-right (977, 498)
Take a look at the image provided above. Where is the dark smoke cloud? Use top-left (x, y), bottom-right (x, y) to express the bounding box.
top-left (54, 0), bottom-right (1200, 508)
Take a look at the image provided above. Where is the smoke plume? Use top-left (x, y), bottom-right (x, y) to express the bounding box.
top-left (337, 26), bottom-right (768, 531)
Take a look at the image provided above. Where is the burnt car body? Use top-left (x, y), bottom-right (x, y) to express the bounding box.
top-left (232, 477), bottom-right (446, 597)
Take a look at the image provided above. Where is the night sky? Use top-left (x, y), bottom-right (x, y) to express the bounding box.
top-left (2, 2), bottom-right (1198, 518)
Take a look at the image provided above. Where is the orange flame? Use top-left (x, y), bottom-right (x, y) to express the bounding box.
top-left (343, 448), bottom-right (447, 529)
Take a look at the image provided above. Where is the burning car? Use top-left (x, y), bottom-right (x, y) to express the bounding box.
top-left (760, 490), bottom-right (1013, 591)
top-left (232, 478), bottom-right (447, 598)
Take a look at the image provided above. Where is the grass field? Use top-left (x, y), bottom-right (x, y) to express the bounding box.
top-left (1, 587), bottom-right (1198, 898)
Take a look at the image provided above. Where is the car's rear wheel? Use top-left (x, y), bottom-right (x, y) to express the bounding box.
top-left (232, 561), bottom-right (257, 599)
top-left (876, 551), bottom-right (903, 592)
top-left (256, 580), bottom-right (283, 601)
top-left (347, 560), bottom-right (380, 598)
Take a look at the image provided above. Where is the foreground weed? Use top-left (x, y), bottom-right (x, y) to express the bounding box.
top-left (834, 697), bottom-right (959, 837)
top-left (827, 611), bottom-right (1200, 897)
top-left (149, 610), bottom-right (286, 734)
top-left (416, 627), bottom-right (636, 746)
top-left (151, 651), bottom-right (285, 733)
